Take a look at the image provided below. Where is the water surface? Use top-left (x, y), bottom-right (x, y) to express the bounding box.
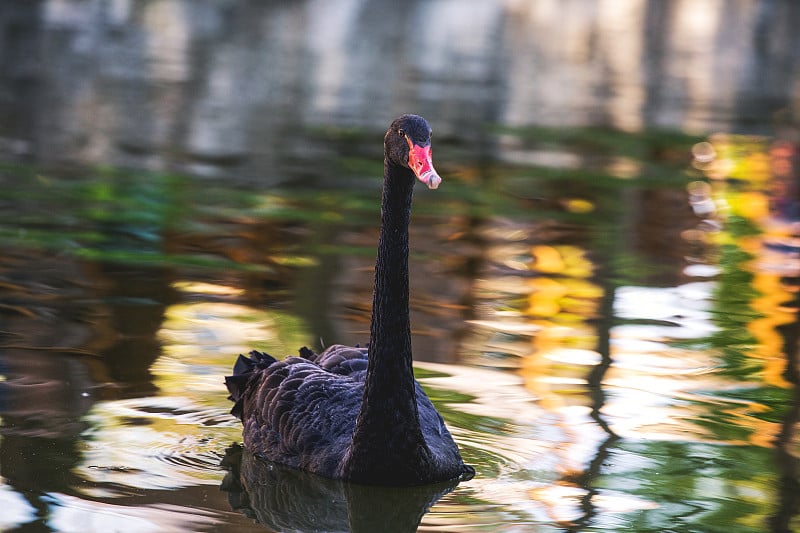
top-left (0, 128), bottom-right (798, 532)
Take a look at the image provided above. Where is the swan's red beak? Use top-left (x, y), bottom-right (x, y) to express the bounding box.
top-left (407, 139), bottom-right (442, 190)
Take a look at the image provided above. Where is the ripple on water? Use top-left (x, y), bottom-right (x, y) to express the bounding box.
top-left (418, 362), bottom-right (548, 469)
top-left (79, 397), bottom-right (241, 492)
top-left (45, 492), bottom-right (220, 533)
top-left (416, 363), bottom-right (572, 530)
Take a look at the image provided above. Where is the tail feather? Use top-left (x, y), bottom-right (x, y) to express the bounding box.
top-left (299, 346), bottom-right (316, 360)
top-left (232, 353), bottom-right (254, 376)
top-left (226, 350), bottom-right (278, 421)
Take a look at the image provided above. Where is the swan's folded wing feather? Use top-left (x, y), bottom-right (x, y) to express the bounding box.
top-left (231, 351), bottom-right (363, 476)
top-left (308, 344), bottom-right (369, 376)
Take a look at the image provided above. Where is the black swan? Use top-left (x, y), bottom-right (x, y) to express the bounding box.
top-left (225, 114), bottom-right (474, 486)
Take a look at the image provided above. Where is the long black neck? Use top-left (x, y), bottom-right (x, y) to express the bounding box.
top-left (344, 159), bottom-right (431, 484)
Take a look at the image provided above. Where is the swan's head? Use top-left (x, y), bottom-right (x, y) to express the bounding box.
top-left (385, 114), bottom-right (442, 190)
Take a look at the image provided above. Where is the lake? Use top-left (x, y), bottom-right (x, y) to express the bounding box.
top-left (1, 125), bottom-right (798, 532)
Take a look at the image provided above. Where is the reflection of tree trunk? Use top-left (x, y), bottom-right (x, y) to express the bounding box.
top-left (294, 222), bottom-right (342, 350)
top-left (94, 261), bottom-right (176, 397)
top-left (411, 211), bottom-right (489, 364)
top-left (567, 175), bottom-right (641, 531)
top-left (587, 278), bottom-right (618, 439)
top-left (569, 263), bottom-right (619, 532)
top-left (0, 0), bottom-right (42, 156)
top-left (769, 278), bottom-right (800, 533)
top-left (732, 1), bottom-right (800, 133)
top-left (632, 188), bottom-right (697, 286)
top-left (641, 0), bottom-right (673, 127)
top-left (448, 214), bottom-right (488, 359)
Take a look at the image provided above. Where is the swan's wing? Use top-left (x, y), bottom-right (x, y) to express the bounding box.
top-left (304, 344), bottom-right (369, 377)
top-left (225, 350), bottom-right (363, 476)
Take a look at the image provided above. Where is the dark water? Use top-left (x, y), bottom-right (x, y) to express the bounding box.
top-left (1, 126), bottom-right (799, 532)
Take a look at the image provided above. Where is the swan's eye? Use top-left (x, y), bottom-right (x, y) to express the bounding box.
top-left (398, 128), bottom-right (405, 137)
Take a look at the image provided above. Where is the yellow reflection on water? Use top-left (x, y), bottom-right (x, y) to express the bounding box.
top-left (76, 282), bottom-right (314, 494)
top-left (749, 272), bottom-right (794, 389)
top-left (170, 281), bottom-right (244, 296)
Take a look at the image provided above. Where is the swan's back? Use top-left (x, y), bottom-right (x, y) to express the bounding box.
top-left (226, 345), bottom-right (368, 476)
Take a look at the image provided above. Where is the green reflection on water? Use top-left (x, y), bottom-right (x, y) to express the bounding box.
top-left (595, 441), bottom-right (778, 533)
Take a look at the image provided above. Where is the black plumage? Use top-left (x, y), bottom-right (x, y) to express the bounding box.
top-left (226, 115), bottom-right (473, 486)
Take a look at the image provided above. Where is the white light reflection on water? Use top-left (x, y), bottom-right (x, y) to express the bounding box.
top-left (47, 493), bottom-right (220, 533)
top-left (614, 283), bottom-right (718, 339)
top-left (417, 364), bottom-right (570, 529)
top-left (0, 484), bottom-right (34, 530)
top-left (607, 281), bottom-right (771, 445)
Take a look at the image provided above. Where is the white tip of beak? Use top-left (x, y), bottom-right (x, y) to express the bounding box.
top-left (420, 171), bottom-right (441, 190)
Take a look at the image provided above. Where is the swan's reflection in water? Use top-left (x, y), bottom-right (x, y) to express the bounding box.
top-left (220, 444), bottom-right (460, 533)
